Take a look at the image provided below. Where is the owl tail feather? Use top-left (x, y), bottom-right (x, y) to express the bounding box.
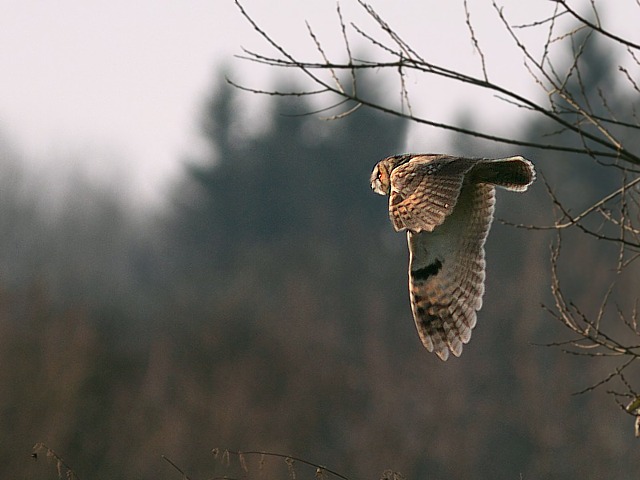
top-left (471, 156), bottom-right (536, 192)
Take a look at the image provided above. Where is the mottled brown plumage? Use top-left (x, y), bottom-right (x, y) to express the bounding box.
top-left (371, 154), bottom-right (535, 360)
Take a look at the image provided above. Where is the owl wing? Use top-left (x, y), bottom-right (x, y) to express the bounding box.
top-left (407, 182), bottom-right (496, 360)
top-left (389, 156), bottom-right (480, 233)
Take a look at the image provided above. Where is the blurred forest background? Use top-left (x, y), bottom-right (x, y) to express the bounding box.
top-left (2, 11), bottom-right (640, 480)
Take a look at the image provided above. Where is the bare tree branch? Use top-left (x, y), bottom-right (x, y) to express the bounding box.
top-left (551, 0), bottom-right (640, 51)
top-left (234, 0), bottom-right (640, 165)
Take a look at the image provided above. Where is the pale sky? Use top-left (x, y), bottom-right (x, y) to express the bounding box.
top-left (0, 0), bottom-right (602, 206)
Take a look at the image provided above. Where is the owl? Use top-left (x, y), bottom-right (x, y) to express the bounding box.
top-left (371, 154), bottom-right (535, 360)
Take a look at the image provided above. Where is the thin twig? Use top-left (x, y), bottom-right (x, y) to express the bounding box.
top-left (162, 455), bottom-right (193, 480)
top-left (464, 0), bottom-right (489, 81)
top-left (551, 0), bottom-right (640, 50)
top-left (572, 356), bottom-right (637, 395)
top-left (218, 449), bottom-right (351, 480)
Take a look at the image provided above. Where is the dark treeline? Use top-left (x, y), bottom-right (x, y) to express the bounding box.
top-left (1, 64), bottom-right (638, 479)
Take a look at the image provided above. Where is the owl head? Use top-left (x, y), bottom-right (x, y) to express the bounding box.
top-left (370, 154), bottom-right (413, 196)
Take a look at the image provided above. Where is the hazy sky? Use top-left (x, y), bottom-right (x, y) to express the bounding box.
top-left (0, 0), bottom-right (599, 205)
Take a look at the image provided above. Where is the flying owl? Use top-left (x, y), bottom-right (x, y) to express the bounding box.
top-left (371, 154), bottom-right (535, 361)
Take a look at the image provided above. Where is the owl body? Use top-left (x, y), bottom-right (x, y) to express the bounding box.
top-left (371, 154), bottom-right (535, 360)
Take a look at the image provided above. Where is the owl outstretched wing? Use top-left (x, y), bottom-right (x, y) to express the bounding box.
top-left (407, 182), bottom-right (496, 360)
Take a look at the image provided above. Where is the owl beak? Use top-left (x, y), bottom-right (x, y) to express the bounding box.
top-left (371, 180), bottom-right (386, 196)
top-left (370, 170), bottom-right (379, 193)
